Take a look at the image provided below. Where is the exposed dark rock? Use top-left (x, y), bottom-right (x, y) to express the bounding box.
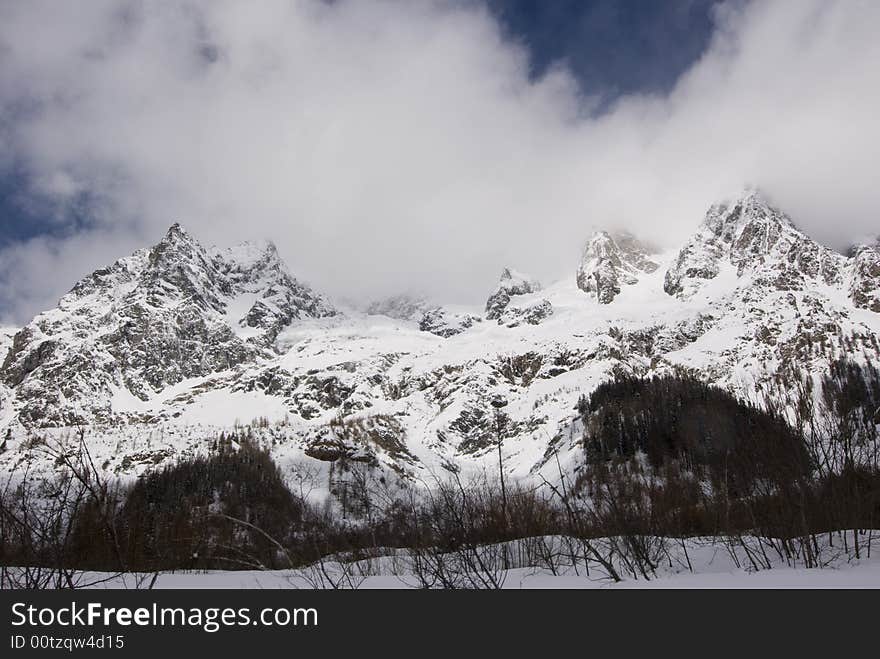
top-left (849, 240), bottom-right (880, 312)
top-left (485, 268), bottom-right (542, 319)
top-left (664, 189), bottom-right (845, 298)
top-left (494, 298), bottom-right (551, 328)
top-left (578, 231), bottom-right (658, 304)
top-left (419, 307), bottom-right (480, 337)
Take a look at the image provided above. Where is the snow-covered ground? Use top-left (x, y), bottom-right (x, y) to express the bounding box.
top-left (63, 535), bottom-right (880, 589)
top-left (124, 563), bottom-right (880, 589)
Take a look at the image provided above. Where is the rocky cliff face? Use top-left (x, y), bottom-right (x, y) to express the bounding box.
top-left (496, 298), bottom-right (553, 327)
top-left (0, 192), bottom-right (878, 485)
top-left (419, 307), bottom-right (481, 337)
top-left (849, 239), bottom-right (880, 312)
top-left (483, 268), bottom-right (552, 327)
top-left (577, 231), bottom-right (658, 303)
top-left (664, 190), bottom-right (844, 298)
top-left (485, 268), bottom-right (542, 319)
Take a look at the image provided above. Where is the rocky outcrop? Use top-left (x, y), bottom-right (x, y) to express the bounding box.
top-left (497, 299), bottom-right (553, 327)
top-left (302, 415), bottom-right (417, 469)
top-left (577, 231), bottom-right (658, 304)
top-left (849, 239), bottom-right (880, 312)
top-left (213, 238), bottom-right (336, 343)
top-left (485, 268), bottom-right (541, 320)
top-left (419, 307), bottom-right (481, 338)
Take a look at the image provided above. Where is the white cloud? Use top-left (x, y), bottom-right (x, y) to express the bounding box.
top-left (0, 0), bottom-right (878, 324)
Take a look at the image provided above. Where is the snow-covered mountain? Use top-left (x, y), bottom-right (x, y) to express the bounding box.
top-left (0, 224), bottom-right (334, 427)
top-left (1, 190), bottom-right (878, 487)
top-left (577, 230), bottom-right (659, 303)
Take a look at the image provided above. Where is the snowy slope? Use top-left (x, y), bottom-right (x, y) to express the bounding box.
top-left (1, 190), bottom-right (879, 487)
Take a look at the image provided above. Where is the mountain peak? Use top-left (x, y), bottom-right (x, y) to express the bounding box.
top-left (702, 187), bottom-right (796, 240)
top-left (847, 235), bottom-right (880, 257)
top-left (577, 229), bottom-right (658, 304)
top-left (150, 222), bottom-right (207, 266)
top-left (160, 222), bottom-right (197, 245)
top-left (485, 267), bottom-right (541, 320)
top-left (142, 222), bottom-right (223, 313)
top-left (735, 184), bottom-right (769, 204)
top-left (665, 191), bottom-right (844, 298)
top-left (214, 239), bottom-right (284, 274)
top-left (0, 223), bottom-right (336, 422)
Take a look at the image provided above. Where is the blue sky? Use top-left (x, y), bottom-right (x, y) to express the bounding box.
top-left (486, 0), bottom-right (716, 98)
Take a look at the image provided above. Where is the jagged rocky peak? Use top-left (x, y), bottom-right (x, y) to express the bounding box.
top-left (0, 223), bottom-right (335, 426)
top-left (139, 224), bottom-right (335, 335)
top-left (485, 268), bottom-right (542, 320)
top-left (148, 223), bottom-right (216, 277)
top-left (664, 188), bottom-right (844, 298)
top-left (211, 237), bottom-right (336, 338)
top-left (141, 222), bottom-right (229, 313)
top-left (576, 230), bottom-right (659, 304)
top-left (849, 237), bottom-right (880, 312)
top-left (215, 238), bottom-right (283, 275)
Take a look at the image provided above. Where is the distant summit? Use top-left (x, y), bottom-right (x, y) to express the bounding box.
top-left (664, 188), bottom-right (843, 298)
top-left (577, 230), bottom-right (659, 304)
top-left (485, 268), bottom-right (542, 320)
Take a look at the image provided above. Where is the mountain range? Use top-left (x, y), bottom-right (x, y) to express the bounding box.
top-left (1, 189), bottom-right (878, 490)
